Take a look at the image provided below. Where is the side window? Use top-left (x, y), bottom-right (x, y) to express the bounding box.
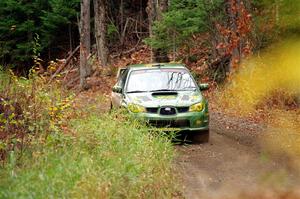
top-left (116, 69), bottom-right (128, 88)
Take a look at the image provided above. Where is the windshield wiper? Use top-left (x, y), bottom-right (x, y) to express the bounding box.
top-left (126, 90), bottom-right (147, 93)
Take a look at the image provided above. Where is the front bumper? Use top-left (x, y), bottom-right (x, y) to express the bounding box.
top-left (134, 111), bottom-right (209, 132)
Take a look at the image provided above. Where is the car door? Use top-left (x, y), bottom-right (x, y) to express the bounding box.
top-left (111, 68), bottom-right (127, 108)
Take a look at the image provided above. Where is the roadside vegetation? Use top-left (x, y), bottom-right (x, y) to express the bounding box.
top-left (0, 69), bottom-right (178, 198)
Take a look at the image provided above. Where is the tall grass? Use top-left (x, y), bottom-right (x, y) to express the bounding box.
top-left (0, 68), bottom-right (178, 198)
top-left (0, 112), bottom-right (177, 198)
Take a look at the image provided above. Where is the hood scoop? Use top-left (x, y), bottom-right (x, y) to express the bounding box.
top-left (152, 92), bottom-right (178, 99)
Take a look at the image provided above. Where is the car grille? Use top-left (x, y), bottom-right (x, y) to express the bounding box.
top-left (148, 120), bottom-right (190, 128)
top-left (146, 107), bottom-right (190, 114)
top-left (177, 107), bottom-right (189, 113)
top-left (146, 107), bottom-right (159, 113)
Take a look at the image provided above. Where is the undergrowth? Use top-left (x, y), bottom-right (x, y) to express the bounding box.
top-left (0, 66), bottom-right (73, 162)
top-left (0, 68), bottom-right (178, 198)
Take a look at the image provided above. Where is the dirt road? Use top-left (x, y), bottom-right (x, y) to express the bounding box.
top-left (176, 114), bottom-right (300, 199)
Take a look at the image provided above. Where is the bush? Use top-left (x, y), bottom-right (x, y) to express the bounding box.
top-left (0, 67), bottom-right (73, 162)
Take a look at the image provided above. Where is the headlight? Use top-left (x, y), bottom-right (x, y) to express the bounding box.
top-left (128, 104), bottom-right (146, 113)
top-left (189, 102), bottom-right (204, 112)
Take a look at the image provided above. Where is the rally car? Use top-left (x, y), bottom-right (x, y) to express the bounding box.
top-left (110, 63), bottom-right (209, 142)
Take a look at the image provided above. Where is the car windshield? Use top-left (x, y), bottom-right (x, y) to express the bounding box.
top-left (126, 68), bottom-right (197, 93)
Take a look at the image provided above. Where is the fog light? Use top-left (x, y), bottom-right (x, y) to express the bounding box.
top-left (195, 120), bottom-right (202, 125)
top-left (128, 103), bottom-right (146, 113)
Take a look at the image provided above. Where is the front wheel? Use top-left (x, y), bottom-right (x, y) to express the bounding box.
top-left (192, 130), bottom-right (209, 144)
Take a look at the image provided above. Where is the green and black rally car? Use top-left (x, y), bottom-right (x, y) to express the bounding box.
top-left (110, 63), bottom-right (210, 142)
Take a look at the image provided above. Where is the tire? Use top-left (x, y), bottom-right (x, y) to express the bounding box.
top-left (192, 130), bottom-right (209, 144)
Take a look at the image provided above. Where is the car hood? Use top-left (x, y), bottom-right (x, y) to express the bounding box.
top-left (124, 90), bottom-right (203, 107)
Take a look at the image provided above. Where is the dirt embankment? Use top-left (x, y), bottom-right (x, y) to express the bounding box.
top-left (176, 112), bottom-right (300, 199)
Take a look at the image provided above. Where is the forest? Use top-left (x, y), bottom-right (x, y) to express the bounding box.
top-left (1, 1), bottom-right (299, 79)
top-left (0, 0), bottom-right (300, 198)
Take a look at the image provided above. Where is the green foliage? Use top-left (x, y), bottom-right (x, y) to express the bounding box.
top-left (0, 0), bottom-right (40, 66)
top-left (107, 22), bottom-right (119, 42)
top-left (0, 0), bottom-right (79, 68)
top-left (40, 0), bottom-right (79, 47)
top-left (0, 110), bottom-right (177, 198)
top-left (145, 0), bottom-right (223, 52)
top-left (252, 0), bottom-right (300, 48)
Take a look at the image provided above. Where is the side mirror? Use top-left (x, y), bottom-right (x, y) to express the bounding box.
top-left (199, 83), bottom-right (209, 91)
top-left (112, 86), bottom-right (122, 93)
top-left (117, 68), bottom-right (127, 79)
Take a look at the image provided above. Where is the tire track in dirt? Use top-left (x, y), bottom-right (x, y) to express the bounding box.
top-left (176, 113), bottom-right (300, 199)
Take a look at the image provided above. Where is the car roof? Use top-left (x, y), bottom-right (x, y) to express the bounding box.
top-left (127, 63), bottom-right (186, 71)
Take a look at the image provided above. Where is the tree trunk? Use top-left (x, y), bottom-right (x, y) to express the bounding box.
top-left (80, 0), bottom-right (91, 90)
top-left (225, 0), bottom-right (241, 73)
top-left (146, 0), bottom-right (169, 63)
top-left (94, 0), bottom-right (109, 66)
top-left (119, 0), bottom-right (124, 45)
